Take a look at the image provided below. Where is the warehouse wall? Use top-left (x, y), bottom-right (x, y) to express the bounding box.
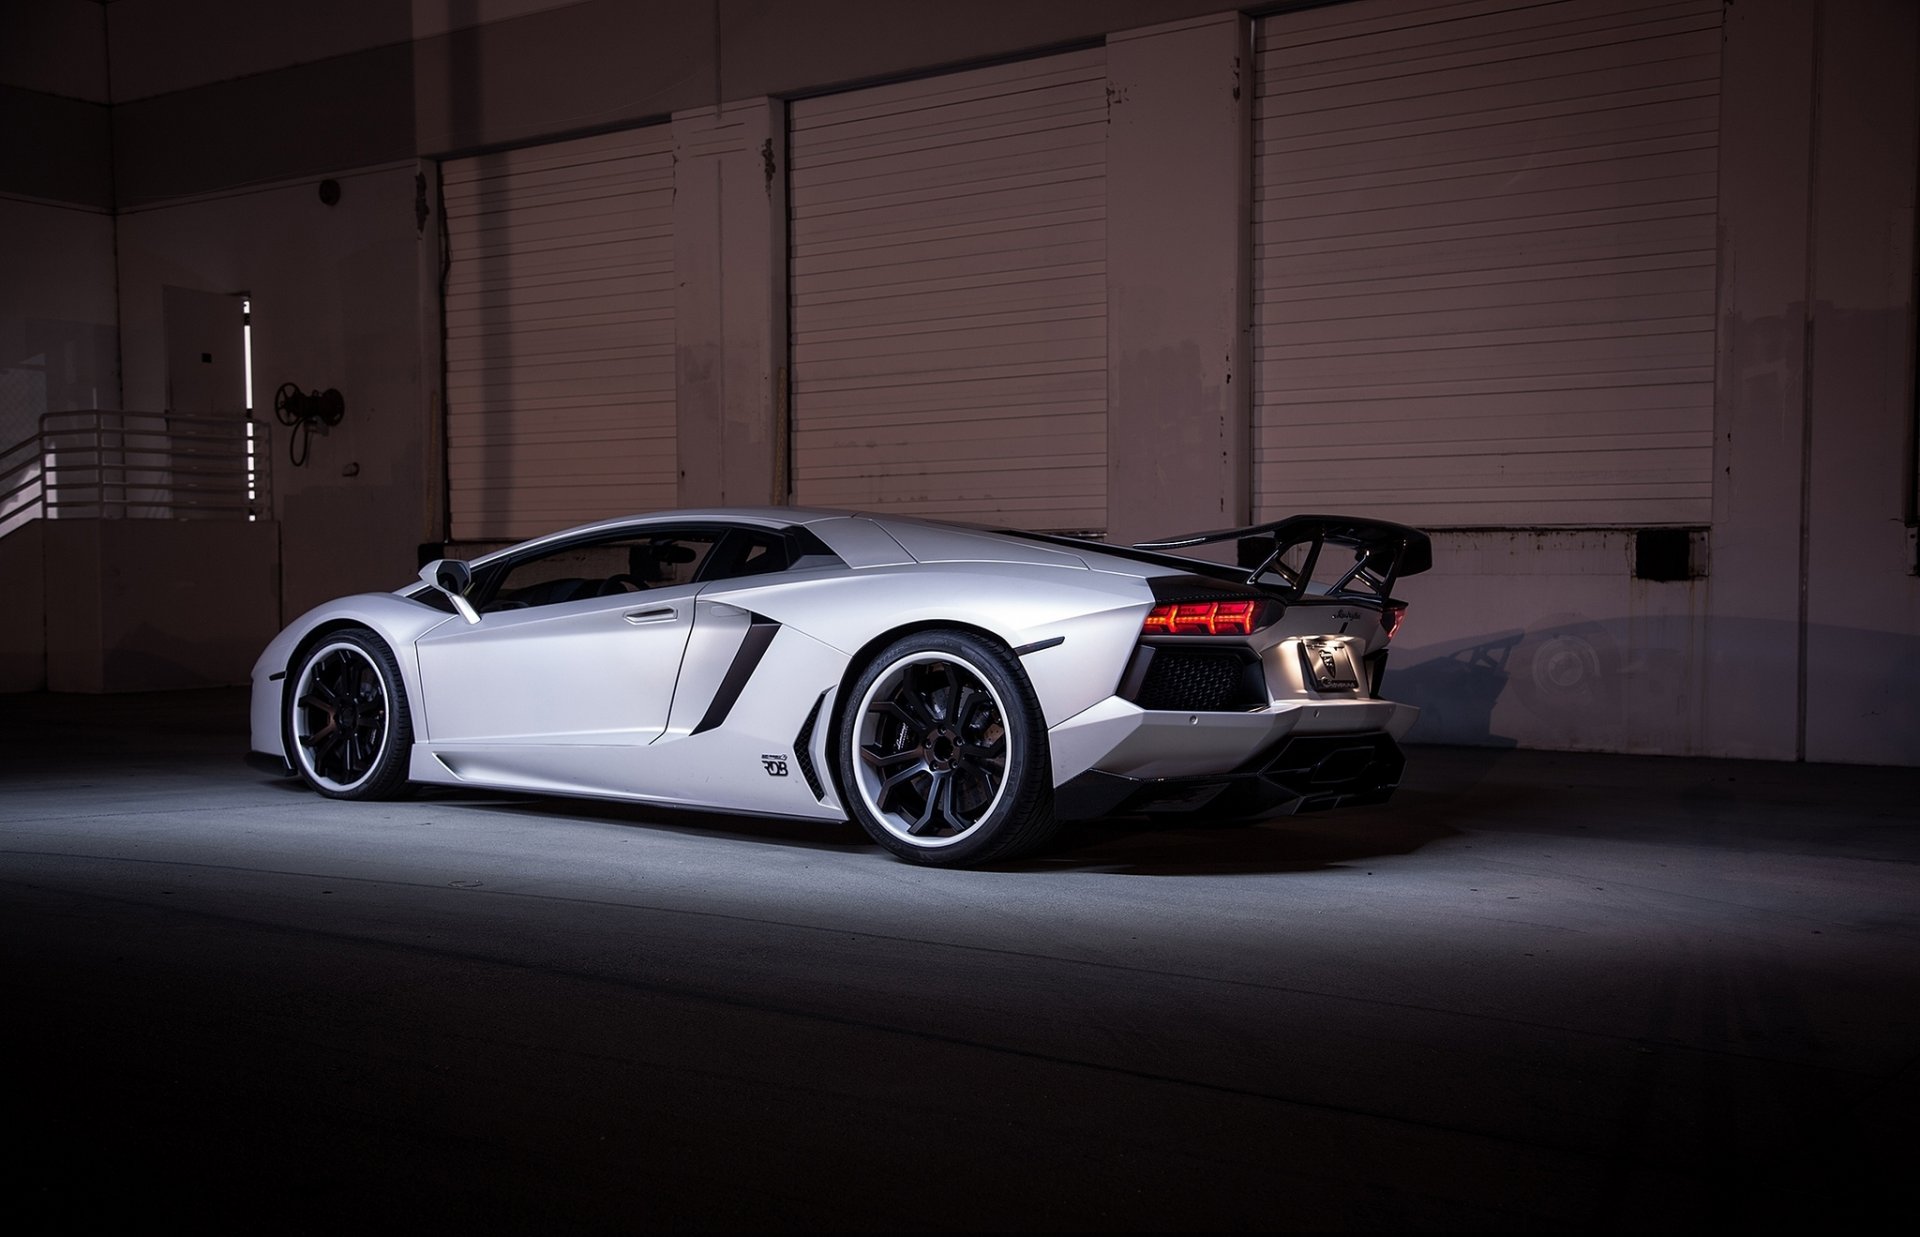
top-left (1801, 0), bottom-right (1920, 765)
top-left (114, 166), bottom-right (435, 619)
top-left (0, 0), bottom-right (117, 690)
top-left (0, 0), bottom-right (116, 444)
top-left (1391, 0), bottom-right (1919, 763)
top-left (3, 0), bottom-right (1914, 764)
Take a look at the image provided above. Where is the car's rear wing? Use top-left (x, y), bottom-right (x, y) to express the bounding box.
top-left (1135, 514), bottom-right (1432, 604)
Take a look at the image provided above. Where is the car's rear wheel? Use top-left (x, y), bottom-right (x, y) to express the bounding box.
top-left (286, 629), bottom-right (413, 800)
top-left (838, 630), bottom-right (1057, 867)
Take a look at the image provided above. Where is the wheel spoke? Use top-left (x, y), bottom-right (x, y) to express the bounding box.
top-left (860, 743), bottom-right (921, 770)
top-left (952, 684), bottom-right (980, 730)
top-left (954, 739), bottom-right (1003, 763)
top-left (878, 757), bottom-right (930, 799)
top-left (934, 662), bottom-right (963, 720)
top-left (876, 697), bottom-right (933, 729)
top-left (906, 769), bottom-right (951, 835)
top-left (938, 766), bottom-right (968, 826)
top-left (949, 767), bottom-right (990, 823)
top-left (313, 729), bottom-right (345, 778)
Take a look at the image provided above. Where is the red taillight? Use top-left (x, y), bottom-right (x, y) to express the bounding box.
top-left (1383, 603), bottom-right (1407, 641)
top-left (1142, 599), bottom-right (1260, 636)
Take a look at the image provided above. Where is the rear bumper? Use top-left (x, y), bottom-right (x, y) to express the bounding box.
top-left (1047, 693), bottom-right (1417, 782)
top-left (1055, 730), bottom-right (1406, 821)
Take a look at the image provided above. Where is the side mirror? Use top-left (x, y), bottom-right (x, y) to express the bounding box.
top-left (418, 558), bottom-right (480, 624)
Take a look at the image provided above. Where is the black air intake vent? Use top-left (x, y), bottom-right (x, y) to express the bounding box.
top-left (1129, 649), bottom-right (1265, 712)
top-left (792, 692), bottom-right (826, 801)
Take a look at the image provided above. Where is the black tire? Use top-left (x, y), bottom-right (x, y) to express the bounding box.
top-left (285, 628), bottom-right (413, 800)
top-left (837, 629), bottom-right (1057, 867)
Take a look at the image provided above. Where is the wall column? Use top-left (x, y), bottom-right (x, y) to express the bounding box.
top-left (1104, 14), bottom-right (1252, 547)
top-left (1702, 0), bottom-right (1819, 760)
top-left (672, 99), bottom-right (789, 509)
top-left (1803, 0), bottom-right (1920, 763)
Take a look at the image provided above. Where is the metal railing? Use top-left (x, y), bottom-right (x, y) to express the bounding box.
top-left (0, 411), bottom-right (272, 539)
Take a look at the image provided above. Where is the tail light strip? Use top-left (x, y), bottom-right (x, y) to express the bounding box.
top-left (1142, 599), bottom-right (1260, 636)
top-left (1142, 597), bottom-right (1408, 641)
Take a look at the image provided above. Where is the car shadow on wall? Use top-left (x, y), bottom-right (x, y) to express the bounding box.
top-left (1389, 629), bottom-right (1528, 748)
top-left (1389, 616), bottom-right (1708, 751)
top-left (1385, 611), bottom-right (1920, 760)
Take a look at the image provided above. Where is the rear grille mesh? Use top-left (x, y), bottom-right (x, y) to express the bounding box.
top-left (1135, 651), bottom-right (1251, 711)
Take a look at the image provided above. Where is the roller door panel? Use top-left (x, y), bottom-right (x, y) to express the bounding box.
top-left (1253, 0), bottom-right (1721, 527)
top-left (1261, 0), bottom-right (1721, 62)
top-left (442, 125), bottom-right (675, 541)
top-left (795, 254), bottom-right (1107, 302)
top-left (790, 48), bottom-right (1108, 531)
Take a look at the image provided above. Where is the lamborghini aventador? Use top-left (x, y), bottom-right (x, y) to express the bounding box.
top-left (248, 508), bottom-right (1431, 866)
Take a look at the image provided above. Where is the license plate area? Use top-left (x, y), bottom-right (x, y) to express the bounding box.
top-left (1298, 638), bottom-right (1360, 692)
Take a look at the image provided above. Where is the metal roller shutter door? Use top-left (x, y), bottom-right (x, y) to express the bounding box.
top-left (442, 126), bottom-right (675, 542)
top-left (789, 48), bottom-right (1108, 532)
top-left (1253, 0), bottom-right (1722, 527)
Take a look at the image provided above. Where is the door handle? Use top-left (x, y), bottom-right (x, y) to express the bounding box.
top-left (624, 606), bottom-right (677, 625)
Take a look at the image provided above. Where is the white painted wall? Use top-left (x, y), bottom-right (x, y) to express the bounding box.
top-left (105, 0), bottom-right (614, 102)
top-left (672, 100), bottom-right (786, 509)
top-left (1391, 0), bottom-right (1917, 766)
top-left (0, 0), bottom-right (107, 102)
top-left (42, 520), bottom-right (279, 691)
top-left (1802, 0), bottom-right (1920, 765)
top-left (114, 165), bottom-right (435, 621)
top-left (105, 0), bottom-right (414, 102)
top-left (1390, 531), bottom-right (1714, 755)
top-left (1105, 14), bottom-right (1251, 548)
top-left (0, 522), bottom-right (46, 691)
top-left (0, 199), bottom-right (118, 444)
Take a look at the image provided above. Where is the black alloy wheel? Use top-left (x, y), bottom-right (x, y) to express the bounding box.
top-left (839, 630), bottom-right (1056, 867)
top-left (287, 629), bottom-right (413, 800)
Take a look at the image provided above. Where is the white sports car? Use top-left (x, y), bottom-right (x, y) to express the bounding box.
top-left (248, 508), bottom-right (1432, 866)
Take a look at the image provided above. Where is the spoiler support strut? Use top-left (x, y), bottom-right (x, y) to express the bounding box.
top-left (1134, 514), bottom-right (1433, 603)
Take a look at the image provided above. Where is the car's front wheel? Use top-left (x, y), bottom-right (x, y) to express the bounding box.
top-left (286, 629), bottom-right (413, 800)
top-left (838, 630), bottom-right (1057, 867)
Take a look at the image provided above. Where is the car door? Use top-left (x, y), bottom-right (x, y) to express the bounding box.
top-left (413, 528), bottom-right (720, 749)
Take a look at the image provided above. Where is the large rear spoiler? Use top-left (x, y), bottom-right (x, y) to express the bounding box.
top-left (1135, 514), bottom-right (1432, 604)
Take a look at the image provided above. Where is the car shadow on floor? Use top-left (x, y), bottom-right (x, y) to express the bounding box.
top-left (1010, 805), bottom-right (1464, 877)
top-left (260, 776), bottom-right (1476, 876)
top-left (421, 787), bottom-right (880, 855)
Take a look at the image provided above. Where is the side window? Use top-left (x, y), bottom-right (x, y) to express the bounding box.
top-left (622, 533), bottom-right (717, 588)
top-left (700, 526), bottom-right (845, 583)
top-left (478, 532), bottom-right (720, 612)
top-left (701, 530), bottom-right (790, 582)
top-left (735, 538), bottom-right (784, 576)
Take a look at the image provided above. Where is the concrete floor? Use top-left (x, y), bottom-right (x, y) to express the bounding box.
top-left (2, 689), bottom-right (1915, 1232)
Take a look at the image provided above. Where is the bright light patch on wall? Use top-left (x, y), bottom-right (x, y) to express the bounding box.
top-left (243, 297), bottom-right (256, 521)
top-left (242, 298), bottom-right (254, 413)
